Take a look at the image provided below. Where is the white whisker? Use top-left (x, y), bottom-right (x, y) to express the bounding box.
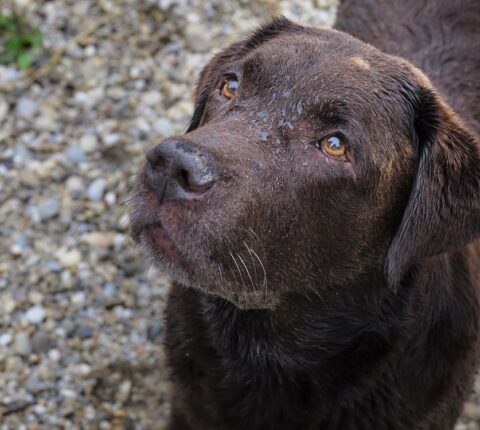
top-left (217, 263), bottom-right (225, 286)
top-left (243, 241), bottom-right (258, 278)
top-left (249, 247), bottom-right (268, 289)
top-left (230, 251), bottom-right (246, 292)
top-left (237, 253), bottom-right (255, 291)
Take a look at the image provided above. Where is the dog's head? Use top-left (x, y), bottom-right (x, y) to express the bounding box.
top-left (131, 18), bottom-right (480, 309)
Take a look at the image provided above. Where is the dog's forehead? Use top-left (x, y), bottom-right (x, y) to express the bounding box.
top-left (241, 31), bottom-right (406, 97)
top-left (230, 32), bottom-right (418, 166)
top-left (235, 31), bottom-right (418, 143)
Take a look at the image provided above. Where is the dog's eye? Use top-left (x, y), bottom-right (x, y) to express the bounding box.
top-left (320, 134), bottom-right (346, 159)
top-left (221, 79), bottom-right (238, 99)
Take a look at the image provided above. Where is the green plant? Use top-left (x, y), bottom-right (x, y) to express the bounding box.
top-left (0, 12), bottom-right (43, 69)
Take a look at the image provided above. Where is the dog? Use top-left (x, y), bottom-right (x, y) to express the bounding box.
top-left (130, 0), bottom-right (480, 428)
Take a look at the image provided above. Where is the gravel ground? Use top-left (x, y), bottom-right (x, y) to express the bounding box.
top-left (0, 0), bottom-right (479, 429)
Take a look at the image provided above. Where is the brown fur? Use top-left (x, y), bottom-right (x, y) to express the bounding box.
top-left (131, 1), bottom-right (480, 429)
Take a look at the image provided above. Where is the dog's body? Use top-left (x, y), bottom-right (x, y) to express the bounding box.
top-left (131, 1), bottom-right (480, 429)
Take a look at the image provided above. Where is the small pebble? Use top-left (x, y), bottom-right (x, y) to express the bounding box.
top-left (185, 23), bottom-right (211, 52)
top-left (79, 134), bottom-right (99, 153)
top-left (61, 388), bottom-right (77, 399)
top-left (76, 326), bottom-right (94, 339)
top-left (14, 332), bottom-right (32, 356)
top-left (66, 176), bottom-right (84, 192)
top-left (15, 97), bottom-right (38, 119)
top-left (82, 231), bottom-right (115, 248)
top-left (0, 332), bottom-right (13, 346)
top-left (103, 133), bottom-right (119, 146)
top-left (38, 197), bottom-right (60, 221)
top-left (28, 291), bottom-right (44, 304)
top-left (25, 375), bottom-right (51, 393)
top-left (147, 321), bottom-right (164, 341)
top-left (66, 145), bottom-right (86, 163)
top-left (25, 306), bottom-right (46, 324)
top-left (10, 234), bottom-right (30, 255)
top-left (13, 144), bottom-right (31, 162)
top-left (57, 249), bottom-right (81, 268)
top-left (71, 291), bottom-right (86, 305)
top-left (105, 191), bottom-right (116, 206)
top-left (87, 178), bottom-right (106, 201)
top-left (10, 243), bottom-right (24, 256)
top-left (76, 363), bottom-right (92, 376)
top-left (463, 402), bottom-right (480, 420)
top-left (35, 115), bottom-right (57, 131)
top-left (33, 404), bottom-right (47, 415)
top-left (114, 306), bottom-right (133, 320)
top-left (154, 118), bottom-right (174, 136)
top-left (2, 295), bottom-right (16, 313)
top-left (84, 44), bottom-right (96, 56)
top-left (103, 283), bottom-right (117, 297)
top-left (60, 269), bottom-right (74, 288)
top-left (47, 261), bottom-right (63, 273)
top-left (141, 91), bottom-right (162, 106)
top-left (48, 348), bottom-right (61, 362)
top-left (0, 96), bottom-right (8, 122)
top-left (62, 319), bottom-right (77, 338)
top-left (31, 330), bottom-right (54, 353)
top-left (116, 380), bottom-right (132, 404)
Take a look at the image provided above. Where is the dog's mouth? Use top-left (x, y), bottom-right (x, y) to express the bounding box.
top-left (131, 216), bottom-right (279, 309)
top-left (129, 173), bottom-right (279, 309)
top-left (132, 222), bottom-right (183, 265)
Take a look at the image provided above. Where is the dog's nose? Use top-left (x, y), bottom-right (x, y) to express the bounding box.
top-left (145, 138), bottom-right (216, 202)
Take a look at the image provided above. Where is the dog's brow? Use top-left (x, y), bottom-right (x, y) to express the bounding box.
top-left (242, 55), bottom-right (269, 83)
top-left (311, 99), bottom-right (350, 125)
top-left (241, 57), bottom-right (351, 125)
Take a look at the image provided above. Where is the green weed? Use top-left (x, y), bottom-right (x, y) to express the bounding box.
top-left (0, 12), bottom-right (43, 69)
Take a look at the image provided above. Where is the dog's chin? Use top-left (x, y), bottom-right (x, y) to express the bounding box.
top-left (134, 223), bottom-right (279, 310)
top-left (222, 291), bottom-right (280, 310)
top-left (159, 265), bottom-right (279, 310)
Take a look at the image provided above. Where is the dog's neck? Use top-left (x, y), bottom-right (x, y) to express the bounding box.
top-left (167, 257), bottom-right (478, 427)
top-left (198, 278), bottom-right (408, 363)
top-left (190, 282), bottom-right (409, 421)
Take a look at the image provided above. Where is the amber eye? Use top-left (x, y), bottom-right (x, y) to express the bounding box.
top-left (320, 134), bottom-right (347, 158)
top-left (221, 79), bottom-right (238, 99)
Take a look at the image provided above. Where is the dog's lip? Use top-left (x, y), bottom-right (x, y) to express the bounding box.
top-left (132, 221), bottom-right (183, 263)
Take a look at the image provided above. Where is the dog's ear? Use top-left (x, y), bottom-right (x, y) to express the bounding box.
top-left (386, 86), bottom-right (480, 287)
top-left (187, 17), bottom-right (303, 132)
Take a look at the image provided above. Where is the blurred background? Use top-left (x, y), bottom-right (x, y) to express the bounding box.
top-left (0, 0), bottom-right (478, 429)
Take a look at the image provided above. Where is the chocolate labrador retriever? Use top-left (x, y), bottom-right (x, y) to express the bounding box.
top-left (131, 0), bottom-right (480, 428)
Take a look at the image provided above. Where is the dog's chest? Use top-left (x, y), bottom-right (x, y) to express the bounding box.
top-left (168, 295), bottom-right (402, 429)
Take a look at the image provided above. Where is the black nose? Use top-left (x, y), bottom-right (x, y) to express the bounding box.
top-left (145, 138), bottom-right (217, 202)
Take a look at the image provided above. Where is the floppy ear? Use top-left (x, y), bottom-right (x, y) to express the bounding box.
top-left (187, 17), bottom-right (303, 132)
top-left (386, 87), bottom-right (480, 287)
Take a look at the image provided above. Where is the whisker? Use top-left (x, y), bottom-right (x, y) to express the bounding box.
top-left (230, 251), bottom-right (246, 292)
top-left (217, 263), bottom-right (225, 286)
top-left (243, 241), bottom-right (258, 279)
top-left (249, 247), bottom-right (268, 289)
top-left (247, 227), bottom-right (265, 252)
top-left (237, 253), bottom-right (256, 291)
top-left (306, 285), bottom-right (327, 307)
